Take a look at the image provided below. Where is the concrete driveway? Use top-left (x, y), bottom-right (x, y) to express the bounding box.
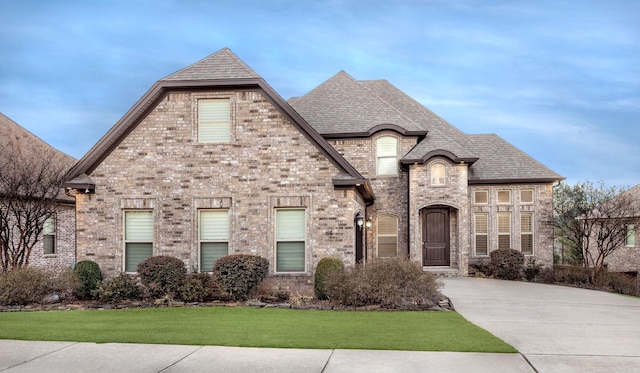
top-left (441, 277), bottom-right (640, 372)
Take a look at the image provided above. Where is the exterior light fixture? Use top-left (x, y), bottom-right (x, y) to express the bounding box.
top-left (356, 215), bottom-right (364, 229)
top-left (365, 219), bottom-right (372, 229)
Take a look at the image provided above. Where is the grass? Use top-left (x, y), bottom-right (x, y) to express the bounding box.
top-left (0, 307), bottom-right (515, 353)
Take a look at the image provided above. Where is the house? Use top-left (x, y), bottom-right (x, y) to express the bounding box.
top-left (64, 48), bottom-right (563, 291)
top-left (0, 113), bottom-right (76, 270)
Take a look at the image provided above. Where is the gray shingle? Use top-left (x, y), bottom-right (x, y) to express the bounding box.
top-left (161, 48), bottom-right (261, 81)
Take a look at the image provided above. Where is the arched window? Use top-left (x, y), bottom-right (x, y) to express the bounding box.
top-left (376, 137), bottom-right (398, 176)
top-left (377, 215), bottom-right (398, 257)
top-left (430, 163), bottom-right (446, 185)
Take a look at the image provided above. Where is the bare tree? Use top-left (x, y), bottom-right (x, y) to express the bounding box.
top-left (554, 181), bottom-right (640, 283)
top-left (0, 140), bottom-right (71, 271)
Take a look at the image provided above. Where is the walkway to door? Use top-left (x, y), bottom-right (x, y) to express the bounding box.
top-left (441, 277), bottom-right (640, 372)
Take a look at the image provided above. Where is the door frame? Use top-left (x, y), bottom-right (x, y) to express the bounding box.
top-left (421, 207), bottom-right (451, 266)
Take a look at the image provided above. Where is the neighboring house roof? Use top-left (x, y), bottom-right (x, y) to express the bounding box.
top-left (290, 73), bottom-right (563, 183)
top-left (0, 112), bottom-right (76, 202)
top-left (64, 48), bottom-right (374, 202)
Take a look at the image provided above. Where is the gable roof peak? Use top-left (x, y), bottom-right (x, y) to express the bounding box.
top-left (161, 48), bottom-right (261, 81)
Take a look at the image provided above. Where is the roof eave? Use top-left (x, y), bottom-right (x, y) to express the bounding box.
top-left (468, 177), bottom-right (565, 185)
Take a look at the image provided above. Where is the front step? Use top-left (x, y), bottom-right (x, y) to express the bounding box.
top-left (423, 267), bottom-right (461, 277)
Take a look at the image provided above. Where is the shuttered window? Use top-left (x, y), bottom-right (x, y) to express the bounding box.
top-left (198, 99), bottom-right (230, 143)
top-left (376, 137), bottom-right (398, 176)
top-left (430, 163), bottom-right (446, 185)
top-left (498, 213), bottom-right (511, 249)
top-left (276, 209), bottom-right (305, 272)
top-left (43, 216), bottom-right (56, 254)
top-left (200, 210), bottom-right (229, 271)
top-left (377, 215), bottom-right (398, 257)
top-left (124, 211), bottom-right (153, 272)
top-left (474, 213), bottom-right (488, 256)
top-left (521, 213), bottom-right (534, 255)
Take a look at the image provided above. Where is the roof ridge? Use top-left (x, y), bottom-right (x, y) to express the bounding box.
top-left (160, 48), bottom-right (261, 81)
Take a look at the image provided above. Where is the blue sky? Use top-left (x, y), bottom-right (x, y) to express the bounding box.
top-left (1, 0), bottom-right (638, 186)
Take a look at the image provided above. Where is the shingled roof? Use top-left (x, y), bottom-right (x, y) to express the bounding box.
top-left (65, 49), bottom-right (374, 201)
top-left (290, 73), bottom-right (563, 183)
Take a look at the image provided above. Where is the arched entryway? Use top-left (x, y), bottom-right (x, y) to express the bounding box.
top-left (422, 207), bottom-right (451, 266)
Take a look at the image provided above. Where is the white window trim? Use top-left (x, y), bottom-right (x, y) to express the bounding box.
top-left (474, 213), bottom-right (489, 256)
top-left (43, 215), bottom-right (56, 255)
top-left (275, 208), bottom-right (307, 273)
top-left (520, 189), bottom-right (534, 204)
top-left (497, 190), bottom-right (512, 204)
top-left (377, 214), bottom-right (399, 258)
top-left (123, 210), bottom-right (154, 273)
top-left (474, 190), bottom-right (489, 205)
top-left (497, 213), bottom-right (511, 249)
top-left (430, 162), bottom-right (447, 186)
top-left (199, 209), bottom-right (230, 272)
top-left (626, 224), bottom-right (635, 247)
top-left (376, 136), bottom-right (399, 176)
top-left (521, 212), bottom-right (534, 255)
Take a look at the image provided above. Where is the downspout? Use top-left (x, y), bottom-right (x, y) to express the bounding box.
top-left (407, 165), bottom-right (411, 258)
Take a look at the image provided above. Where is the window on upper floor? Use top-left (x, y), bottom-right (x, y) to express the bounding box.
top-left (521, 190), bottom-right (534, 204)
top-left (199, 210), bottom-right (229, 272)
top-left (275, 209), bottom-right (306, 272)
top-left (377, 215), bottom-right (398, 257)
top-left (430, 163), bottom-right (446, 186)
top-left (124, 210), bottom-right (153, 273)
top-left (198, 99), bottom-right (230, 143)
top-left (376, 136), bottom-right (398, 176)
top-left (474, 190), bottom-right (488, 204)
top-left (497, 190), bottom-right (511, 204)
top-left (43, 215), bottom-right (56, 255)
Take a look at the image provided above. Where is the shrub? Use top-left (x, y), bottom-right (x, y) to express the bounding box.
top-left (137, 256), bottom-right (187, 299)
top-left (596, 272), bottom-right (638, 296)
top-left (179, 272), bottom-right (213, 302)
top-left (523, 257), bottom-right (542, 282)
top-left (554, 265), bottom-right (590, 286)
top-left (314, 257), bottom-right (345, 300)
top-left (324, 258), bottom-right (442, 309)
top-left (213, 254), bottom-right (269, 301)
top-left (73, 260), bottom-right (103, 300)
top-left (490, 248), bottom-right (524, 280)
top-left (98, 273), bottom-right (141, 302)
top-left (0, 267), bottom-right (56, 305)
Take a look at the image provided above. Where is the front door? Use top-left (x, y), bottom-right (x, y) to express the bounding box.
top-left (422, 208), bottom-right (450, 266)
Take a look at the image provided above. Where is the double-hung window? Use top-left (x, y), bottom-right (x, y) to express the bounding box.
top-left (276, 209), bottom-right (306, 272)
top-left (198, 99), bottom-right (230, 143)
top-left (430, 163), bottom-right (446, 186)
top-left (124, 211), bottom-right (153, 272)
top-left (376, 137), bottom-right (398, 176)
top-left (626, 224), bottom-right (635, 247)
top-left (497, 213), bottom-right (511, 249)
top-left (521, 213), bottom-right (534, 255)
top-left (199, 210), bottom-right (229, 271)
top-left (43, 215), bottom-right (56, 254)
top-left (377, 215), bottom-right (398, 257)
top-left (474, 213), bottom-right (488, 256)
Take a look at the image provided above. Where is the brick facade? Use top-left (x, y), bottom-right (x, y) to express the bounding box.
top-left (29, 204), bottom-right (76, 270)
top-left (74, 90), bottom-right (363, 291)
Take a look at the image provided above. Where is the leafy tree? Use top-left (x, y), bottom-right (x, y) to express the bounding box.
top-left (554, 181), bottom-right (640, 284)
top-left (0, 133), bottom-right (72, 271)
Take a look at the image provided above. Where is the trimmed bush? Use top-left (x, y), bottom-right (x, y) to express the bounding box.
top-left (490, 248), bottom-right (524, 280)
top-left (523, 257), bottom-right (542, 282)
top-left (137, 256), bottom-right (187, 299)
top-left (596, 272), bottom-right (638, 296)
top-left (324, 258), bottom-right (442, 309)
top-left (179, 272), bottom-right (213, 302)
top-left (98, 273), bottom-right (141, 302)
top-left (0, 267), bottom-right (70, 306)
top-left (73, 260), bottom-right (103, 300)
top-left (314, 257), bottom-right (345, 300)
top-left (213, 254), bottom-right (269, 301)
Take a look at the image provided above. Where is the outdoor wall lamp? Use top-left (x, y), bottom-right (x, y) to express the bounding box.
top-left (365, 219), bottom-right (372, 229)
top-left (356, 215), bottom-right (364, 229)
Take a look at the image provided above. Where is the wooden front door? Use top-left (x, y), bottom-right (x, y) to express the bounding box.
top-left (422, 208), bottom-right (450, 266)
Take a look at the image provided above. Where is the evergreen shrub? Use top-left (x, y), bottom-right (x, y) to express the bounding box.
top-left (314, 257), bottom-right (344, 300)
top-left (490, 248), bottom-right (524, 280)
top-left (137, 256), bottom-right (187, 299)
top-left (73, 260), bottom-right (103, 300)
top-left (212, 254), bottom-right (269, 301)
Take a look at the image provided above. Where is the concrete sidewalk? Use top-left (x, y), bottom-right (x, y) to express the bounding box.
top-left (0, 340), bottom-right (532, 373)
top-left (441, 277), bottom-right (640, 372)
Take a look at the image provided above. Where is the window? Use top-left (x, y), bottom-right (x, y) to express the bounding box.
top-left (124, 211), bottom-right (153, 272)
top-left (430, 163), bottom-right (446, 186)
top-left (276, 209), bottom-right (306, 272)
top-left (521, 190), bottom-right (534, 204)
top-left (199, 210), bottom-right (229, 271)
top-left (626, 224), bottom-right (635, 247)
top-left (498, 213), bottom-right (511, 249)
top-left (521, 213), bottom-right (534, 255)
top-left (497, 190), bottom-right (511, 204)
top-left (43, 216), bottom-right (56, 254)
top-left (198, 99), bottom-right (230, 143)
top-left (474, 190), bottom-right (488, 204)
top-left (474, 213), bottom-right (488, 256)
top-left (377, 215), bottom-right (398, 257)
top-left (376, 137), bottom-right (398, 176)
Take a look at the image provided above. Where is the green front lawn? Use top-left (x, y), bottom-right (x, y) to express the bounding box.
top-left (0, 307), bottom-right (516, 353)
